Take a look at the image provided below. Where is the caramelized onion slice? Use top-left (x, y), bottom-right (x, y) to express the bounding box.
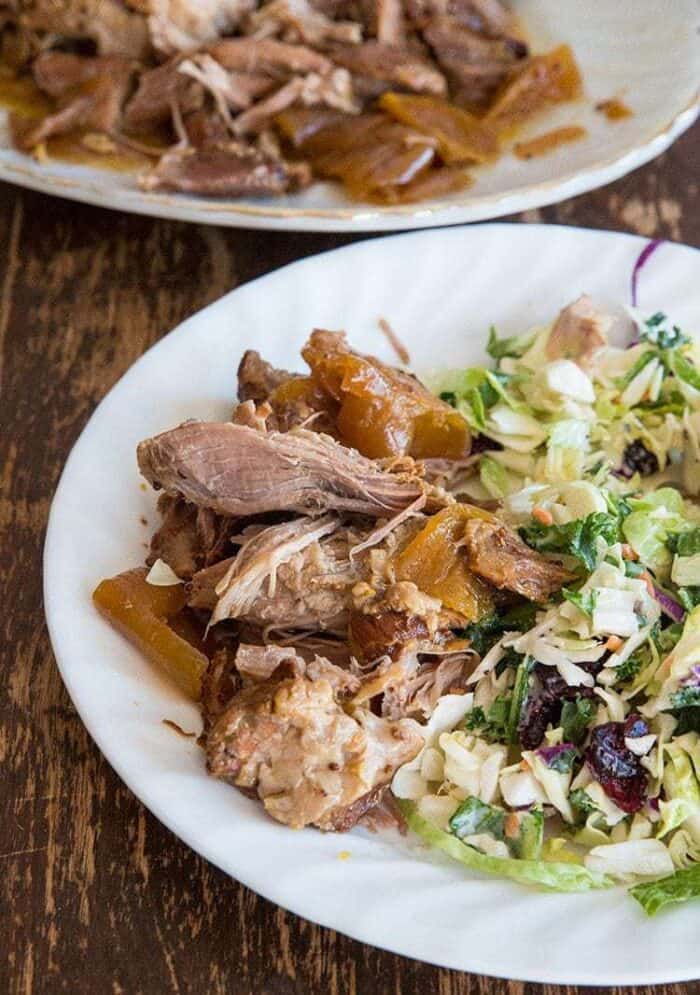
top-left (93, 568), bottom-right (207, 700)
top-left (486, 44), bottom-right (582, 130)
top-left (302, 330), bottom-right (471, 460)
top-left (380, 92), bottom-right (499, 164)
top-left (393, 505), bottom-right (495, 621)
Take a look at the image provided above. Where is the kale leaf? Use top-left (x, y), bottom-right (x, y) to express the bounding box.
top-left (519, 512), bottom-right (621, 572)
top-left (461, 603), bottom-right (539, 656)
top-left (465, 696), bottom-right (511, 743)
top-left (561, 697), bottom-right (596, 745)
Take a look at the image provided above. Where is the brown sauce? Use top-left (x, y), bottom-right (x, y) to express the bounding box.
top-left (513, 125), bottom-right (587, 160)
top-left (595, 98), bottom-right (633, 121)
top-left (0, 63), bottom-right (165, 173)
top-left (0, 69), bottom-right (50, 118)
top-left (162, 719), bottom-right (196, 739)
top-left (0, 43), bottom-right (591, 196)
top-left (43, 131), bottom-right (154, 173)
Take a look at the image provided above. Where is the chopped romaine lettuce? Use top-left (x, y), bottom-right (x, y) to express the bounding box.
top-left (486, 325), bottom-right (536, 361)
top-left (544, 419), bottom-right (590, 482)
top-left (670, 351), bottom-right (700, 393)
top-left (646, 607), bottom-right (700, 716)
top-left (563, 587), bottom-right (598, 618)
top-left (673, 555), bottom-right (700, 589)
top-left (622, 488), bottom-right (688, 576)
top-left (630, 863), bottom-right (700, 915)
top-left (658, 738), bottom-right (700, 843)
top-left (401, 802), bottom-right (612, 891)
top-left (585, 839), bottom-right (674, 881)
top-left (480, 456), bottom-right (511, 499)
top-left (510, 809), bottom-right (544, 861)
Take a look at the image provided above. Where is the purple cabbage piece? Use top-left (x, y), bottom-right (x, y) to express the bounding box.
top-left (652, 585), bottom-right (685, 623)
top-left (681, 664), bottom-right (700, 687)
top-left (537, 742), bottom-right (578, 767)
top-left (630, 239), bottom-right (664, 309)
top-left (613, 464), bottom-right (635, 480)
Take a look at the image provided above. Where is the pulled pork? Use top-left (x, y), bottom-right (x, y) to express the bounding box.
top-left (463, 516), bottom-right (576, 602)
top-left (191, 514), bottom-right (356, 630)
top-left (1, 0), bottom-right (581, 203)
top-left (546, 295), bottom-right (611, 371)
top-left (206, 672), bottom-right (422, 829)
top-left (136, 421), bottom-right (440, 518)
top-left (101, 324), bottom-right (588, 833)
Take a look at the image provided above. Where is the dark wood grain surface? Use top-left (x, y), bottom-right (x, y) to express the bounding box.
top-left (1, 125), bottom-right (699, 995)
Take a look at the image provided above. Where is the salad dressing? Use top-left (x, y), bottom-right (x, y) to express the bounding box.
top-left (0, 65), bottom-right (50, 118)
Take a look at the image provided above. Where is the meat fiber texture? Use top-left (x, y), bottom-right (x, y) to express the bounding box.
top-left (137, 421), bottom-right (431, 518)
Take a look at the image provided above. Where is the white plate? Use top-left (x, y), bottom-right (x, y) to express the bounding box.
top-left (45, 224), bottom-right (700, 984)
top-left (4, 1), bottom-right (699, 232)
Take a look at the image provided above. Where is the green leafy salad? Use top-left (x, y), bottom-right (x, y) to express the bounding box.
top-left (391, 295), bottom-right (700, 916)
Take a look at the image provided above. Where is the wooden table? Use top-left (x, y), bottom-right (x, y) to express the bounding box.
top-left (2, 125), bottom-right (699, 995)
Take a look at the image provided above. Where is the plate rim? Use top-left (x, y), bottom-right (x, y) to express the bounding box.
top-left (2, 91), bottom-right (697, 232)
top-left (43, 223), bottom-right (700, 984)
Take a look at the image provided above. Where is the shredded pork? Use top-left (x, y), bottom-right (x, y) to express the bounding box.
top-left (463, 516), bottom-right (576, 602)
top-left (3, 0), bottom-right (530, 199)
top-left (137, 421), bottom-right (437, 518)
top-left (206, 673), bottom-right (422, 829)
top-left (108, 316), bottom-right (608, 833)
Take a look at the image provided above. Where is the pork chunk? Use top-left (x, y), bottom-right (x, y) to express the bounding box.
top-left (148, 493), bottom-right (234, 579)
top-left (237, 349), bottom-right (299, 403)
top-left (189, 515), bottom-right (359, 630)
top-left (546, 295), bottom-right (611, 371)
top-left (137, 422), bottom-right (433, 519)
top-left (206, 675), bottom-right (422, 829)
top-left (139, 143), bottom-right (298, 197)
top-left (17, 0), bottom-right (150, 58)
top-left (234, 642), bottom-right (360, 693)
top-left (463, 517), bottom-right (575, 602)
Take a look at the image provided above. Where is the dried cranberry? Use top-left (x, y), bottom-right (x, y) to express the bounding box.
top-left (624, 714), bottom-right (649, 739)
top-left (517, 664), bottom-right (597, 750)
top-left (470, 434), bottom-right (504, 454)
top-left (586, 721), bottom-right (648, 813)
top-left (623, 439), bottom-right (659, 477)
top-left (518, 694), bottom-right (555, 750)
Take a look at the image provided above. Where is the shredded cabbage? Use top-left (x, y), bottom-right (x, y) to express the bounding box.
top-left (399, 801), bottom-right (612, 892)
top-left (413, 300), bottom-right (700, 911)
